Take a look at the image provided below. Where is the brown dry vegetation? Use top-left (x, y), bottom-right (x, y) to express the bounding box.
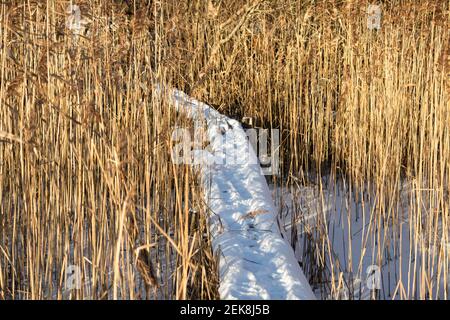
top-left (0, 0), bottom-right (218, 300)
top-left (0, 0), bottom-right (449, 299)
top-left (160, 0), bottom-right (449, 299)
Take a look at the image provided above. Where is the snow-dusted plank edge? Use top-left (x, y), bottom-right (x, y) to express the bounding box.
top-left (158, 85), bottom-right (315, 300)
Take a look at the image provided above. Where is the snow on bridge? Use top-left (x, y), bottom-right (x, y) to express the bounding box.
top-left (161, 85), bottom-right (315, 299)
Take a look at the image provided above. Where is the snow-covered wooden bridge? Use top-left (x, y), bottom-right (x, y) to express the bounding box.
top-left (162, 86), bottom-right (315, 299)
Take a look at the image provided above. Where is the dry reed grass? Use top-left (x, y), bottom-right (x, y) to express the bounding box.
top-left (0, 0), bottom-right (448, 300)
top-left (0, 0), bottom-right (218, 300)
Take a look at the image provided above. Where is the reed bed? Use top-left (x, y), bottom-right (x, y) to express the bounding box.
top-left (0, 0), bottom-right (448, 300)
top-left (0, 0), bottom-right (218, 300)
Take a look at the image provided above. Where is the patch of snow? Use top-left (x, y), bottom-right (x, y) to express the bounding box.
top-left (272, 180), bottom-right (449, 300)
